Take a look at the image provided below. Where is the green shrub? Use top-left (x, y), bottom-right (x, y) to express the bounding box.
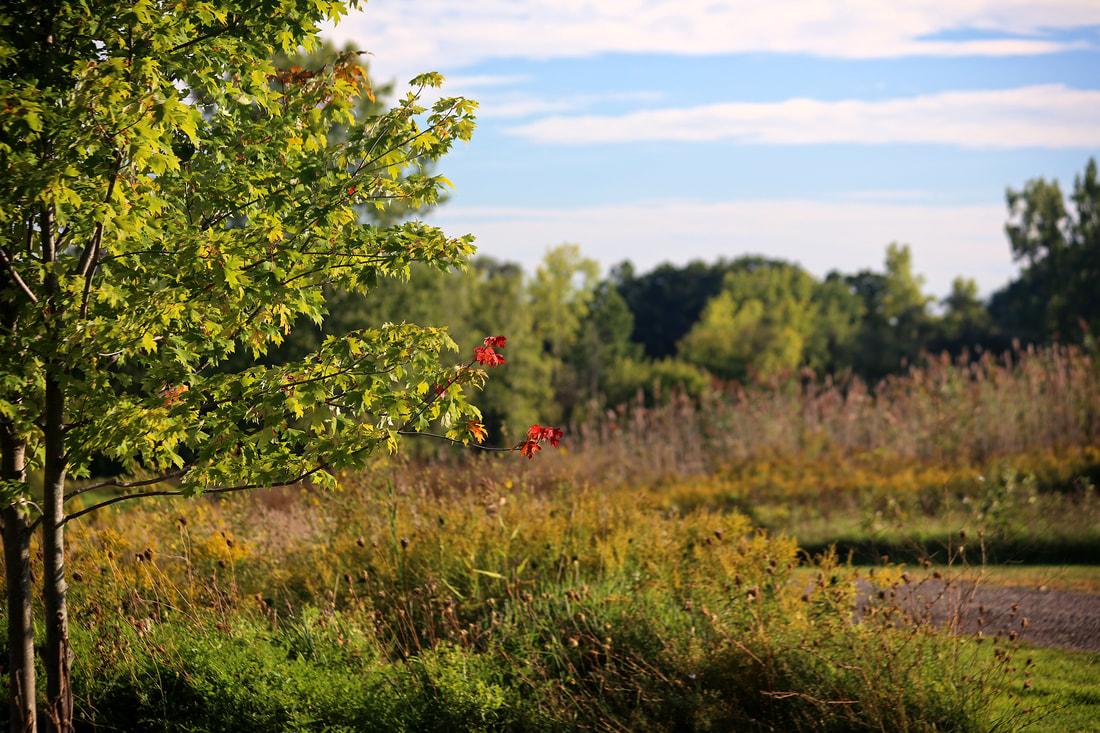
top-left (71, 614), bottom-right (544, 733)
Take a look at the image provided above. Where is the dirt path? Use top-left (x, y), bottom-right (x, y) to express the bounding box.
top-left (858, 579), bottom-right (1100, 653)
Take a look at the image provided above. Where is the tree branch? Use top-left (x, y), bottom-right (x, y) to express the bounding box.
top-left (397, 430), bottom-right (519, 453)
top-left (168, 15), bottom-right (241, 54)
top-left (399, 359), bottom-right (475, 433)
top-left (63, 470), bottom-right (186, 503)
top-left (61, 464), bottom-right (328, 525)
top-left (0, 248), bottom-right (38, 304)
top-left (78, 152), bottom-right (122, 319)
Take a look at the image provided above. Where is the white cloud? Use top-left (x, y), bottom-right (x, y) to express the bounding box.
top-left (506, 85), bottom-right (1100, 148)
top-left (476, 90), bottom-right (663, 120)
top-left (325, 1), bottom-right (1100, 81)
top-left (443, 74), bottom-right (530, 89)
top-left (427, 198), bottom-right (1016, 296)
top-left (412, 77), bottom-right (662, 120)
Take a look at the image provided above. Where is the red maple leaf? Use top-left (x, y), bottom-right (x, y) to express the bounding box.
top-left (527, 424), bottom-right (563, 446)
top-left (519, 439), bottom-right (541, 459)
top-left (474, 345), bottom-right (505, 367)
top-left (543, 427), bottom-right (564, 447)
top-left (483, 335), bottom-right (507, 348)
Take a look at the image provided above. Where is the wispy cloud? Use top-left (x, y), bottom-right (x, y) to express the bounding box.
top-left (415, 75), bottom-right (662, 120)
top-left (506, 85), bottom-right (1100, 148)
top-left (476, 91), bottom-right (663, 120)
top-left (326, 1), bottom-right (1099, 81)
top-left (428, 198), bottom-right (1015, 296)
top-left (443, 74), bottom-right (530, 89)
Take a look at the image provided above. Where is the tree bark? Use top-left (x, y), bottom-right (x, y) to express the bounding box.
top-left (39, 204), bottom-right (72, 732)
top-left (1, 430), bottom-right (36, 733)
top-left (41, 375), bottom-right (71, 733)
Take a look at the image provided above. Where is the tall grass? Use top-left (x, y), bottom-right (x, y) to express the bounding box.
top-left (550, 345), bottom-right (1100, 488)
top-left (6, 345), bottom-right (1094, 729)
top-left (57, 476), bottom-right (1035, 731)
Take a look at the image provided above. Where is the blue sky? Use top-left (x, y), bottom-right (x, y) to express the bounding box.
top-left (325, 2), bottom-right (1100, 295)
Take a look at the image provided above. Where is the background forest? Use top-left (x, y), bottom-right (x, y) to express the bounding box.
top-left (268, 154), bottom-right (1100, 442)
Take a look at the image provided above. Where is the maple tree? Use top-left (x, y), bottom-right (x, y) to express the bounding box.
top-left (0, 1), bottom-right (557, 730)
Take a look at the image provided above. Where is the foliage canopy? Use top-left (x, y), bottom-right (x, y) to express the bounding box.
top-left (0, 0), bottom-right (486, 501)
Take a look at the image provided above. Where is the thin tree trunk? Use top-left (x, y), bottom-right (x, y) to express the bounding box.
top-left (39, 203), bottom-right (72, 733)
top-left (41, 376), bottom-right (71, 733)
top-left (1, 430), bottom-right (36, 733)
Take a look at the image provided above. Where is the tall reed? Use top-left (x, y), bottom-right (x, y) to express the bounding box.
top-left (473, 345), bottom-right (1100, 492)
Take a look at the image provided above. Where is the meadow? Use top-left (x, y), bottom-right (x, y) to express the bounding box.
top-left (12, 344), bottom-right (1091, 731)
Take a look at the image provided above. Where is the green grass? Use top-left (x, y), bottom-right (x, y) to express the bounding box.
top-left (923, 565), bottom-right (1100, 594)
top-left (792, 561), bottom-right (1100, 589)
top-left (993, 646), bottom-right (1100, 733)
top-left (789, 565), bottom-right (1100, 594)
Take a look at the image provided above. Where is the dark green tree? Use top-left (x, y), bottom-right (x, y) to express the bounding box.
top-left (612, 259), bottom-right (734, 358)
top-left (935, 276), bottom-right (993, 352)
top-left (990, 158), bottom-right (1100, 344)
top-left (844, 244), bottom-right (935, 380)
top-left (566, 281), bottom-right (640, 410)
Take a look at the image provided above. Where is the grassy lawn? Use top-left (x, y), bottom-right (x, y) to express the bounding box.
top-left (786, 565), bottom-right (1100, 730)
top-left (790, 564), bottom-right (1100, 594)
top-left (995, 646), bottom-right (1100, 732)
top-left (924, 564), bottom-right (1100, 594)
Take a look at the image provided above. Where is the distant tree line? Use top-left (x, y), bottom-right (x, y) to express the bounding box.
top-left (264, 158), bottom-right (1097, 441)
top-left (618, 159), bottom-right (1098, 382)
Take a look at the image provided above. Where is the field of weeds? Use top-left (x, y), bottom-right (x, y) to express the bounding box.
top-left (10, 345), bottom-right (1100, 730)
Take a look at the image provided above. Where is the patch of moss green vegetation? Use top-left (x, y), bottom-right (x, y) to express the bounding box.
top-left (992, 646), bottom-right (1100, 733)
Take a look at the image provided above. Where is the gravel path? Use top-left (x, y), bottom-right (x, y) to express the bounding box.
top-left (858, 578), bottom-right (1100, 653)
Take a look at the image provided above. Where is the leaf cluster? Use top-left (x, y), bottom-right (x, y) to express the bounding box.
top-left (0, 0), bottom-right (481, 498)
